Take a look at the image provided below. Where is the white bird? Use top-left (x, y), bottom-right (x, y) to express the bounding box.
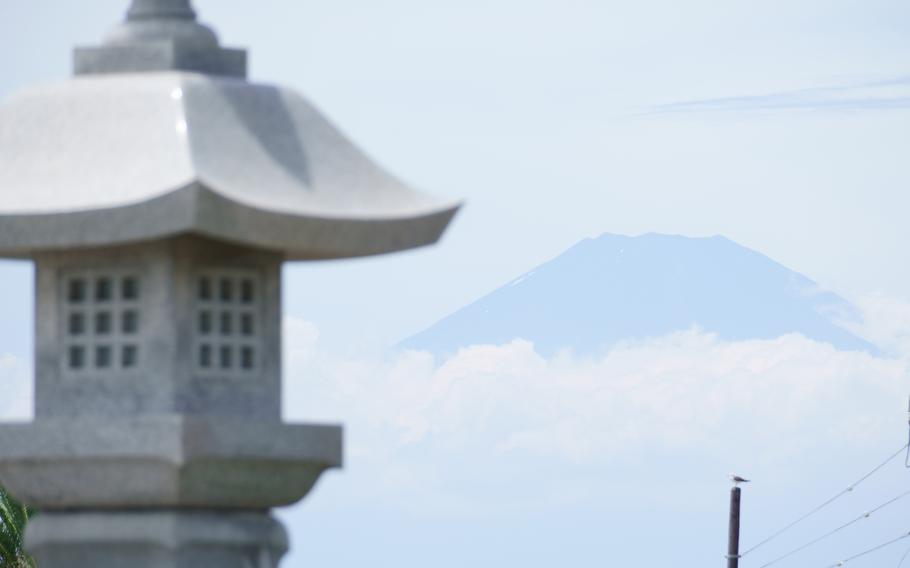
top-left (730, 474), bottom-right (751, 487)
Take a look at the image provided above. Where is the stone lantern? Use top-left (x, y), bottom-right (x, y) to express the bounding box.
top-left (0, 1), bottom-right (458, 566)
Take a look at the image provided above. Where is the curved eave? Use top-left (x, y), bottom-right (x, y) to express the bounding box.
top-left (0, 183), bottom-right (461, 260)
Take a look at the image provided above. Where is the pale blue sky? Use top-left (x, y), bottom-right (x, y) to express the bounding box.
top-left (2, 0), bottom-right (910, 348)
top-left (2, 2), bottom-right (910, 567)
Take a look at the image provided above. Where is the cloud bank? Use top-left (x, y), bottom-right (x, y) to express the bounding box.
top-left (284, 299), bottom-right (910, 515)
top-left (280, 298), bottom-right (910, 567)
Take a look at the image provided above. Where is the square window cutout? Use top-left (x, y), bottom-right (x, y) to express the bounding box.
top-left (62, 270), bottom-right (143, 374)
top-left (195, 270), bottom-right (262, 376)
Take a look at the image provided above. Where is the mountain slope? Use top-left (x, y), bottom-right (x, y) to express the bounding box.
top-left (400, 233), bottom-right (875, 355)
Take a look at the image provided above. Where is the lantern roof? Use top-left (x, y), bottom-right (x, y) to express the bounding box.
top-left (0, 0), bottom-right (459, 259)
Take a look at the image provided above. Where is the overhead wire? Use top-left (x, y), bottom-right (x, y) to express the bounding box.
top-left (905, 435), bottom-right (909, 468)
top-left (822, 530), bottom-right (910, 568)
top-left (742, 442), bottom-right (909, 557)
top-left (755, 488), bottom-right (910, 568)
top-left (905, 397), bottom-right (910, 469)
top-left (898, 543), bottom-right (910, 568)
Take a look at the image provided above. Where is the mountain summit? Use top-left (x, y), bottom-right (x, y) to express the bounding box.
top-left (400, 233), bottom-right (876, 355)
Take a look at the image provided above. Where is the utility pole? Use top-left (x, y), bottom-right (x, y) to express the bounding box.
top-left (727, 475), bottom-right (749, 568)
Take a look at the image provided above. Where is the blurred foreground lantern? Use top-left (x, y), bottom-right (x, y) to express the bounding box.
top-left (0, 1), bottom-right (458, 566)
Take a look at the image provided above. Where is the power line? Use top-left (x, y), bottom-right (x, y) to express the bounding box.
top-left (905, 398), bottom-right (910, 468)
top-left (897, 544), bottom-right (910, 568)
top-left (823, 530), bottom-right (910, 568)
top-left (756, 488), bottom-right (910, 568)
top-left (742, 443), bottom-right (909, 557)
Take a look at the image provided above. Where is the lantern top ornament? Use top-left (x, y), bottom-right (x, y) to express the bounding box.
top-left (0, 0), bottom-right (459, 260)
top-left (127, 0), bottom-right (199, 20)
top-left (78, 0), bottom-right (244, 77)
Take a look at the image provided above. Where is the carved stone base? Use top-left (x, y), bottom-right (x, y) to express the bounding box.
top-left (26, 510), bottom-right (288, 568)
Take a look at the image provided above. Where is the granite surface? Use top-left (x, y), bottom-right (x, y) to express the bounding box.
top-left (0, 415), bottom-right (342, 509)
top-left (28, 510), bottom-right (289, 568)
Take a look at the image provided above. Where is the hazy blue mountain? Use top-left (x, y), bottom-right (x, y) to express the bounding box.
top-left (400, 233), bottom-right (876, 356)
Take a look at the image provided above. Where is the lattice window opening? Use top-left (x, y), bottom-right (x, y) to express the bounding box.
top-left (194, 271), bottom-right (261, 376)
top-left (62, 272), bottom-right (143, 374)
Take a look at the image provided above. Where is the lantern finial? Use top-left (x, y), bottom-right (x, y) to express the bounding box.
top-left (127, 0), bottom-right (197, 21)
top-left (73, 0), bottom-right (247, 77)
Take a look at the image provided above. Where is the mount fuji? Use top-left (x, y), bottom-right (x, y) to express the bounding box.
top-left (399, 233), bottom-right (876, 356)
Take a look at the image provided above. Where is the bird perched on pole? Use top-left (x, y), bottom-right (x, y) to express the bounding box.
top-left (730, 474), bottom-right (750, 487)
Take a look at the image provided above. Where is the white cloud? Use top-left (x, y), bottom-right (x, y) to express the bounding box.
top-left (283, 317), bottom-right (321, 365)
top-left (650, 76), bottom-right (910, 115)
top-left (283, 305), bottom-right (910, 515)
top-left (845, 294), bottom-right (910, 356)
top-left (0, 354), bottom-right (32, 422)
